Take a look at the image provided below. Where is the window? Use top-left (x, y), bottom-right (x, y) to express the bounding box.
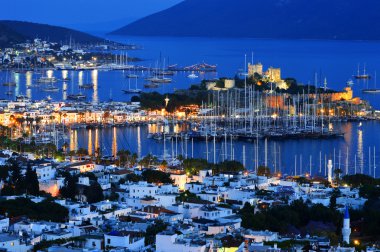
top-left (10, 242), bottom-right (14, 246)
top-left (107, 239), bottom-right (110, 244)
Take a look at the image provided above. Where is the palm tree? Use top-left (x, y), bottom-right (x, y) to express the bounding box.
top-left (76, 148), bottom-right (88, 161)
top-left (130, 153), bottom-right (138, 167)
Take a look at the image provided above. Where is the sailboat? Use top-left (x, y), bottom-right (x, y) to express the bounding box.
top-left (362, 71), bottom-right (380, 93)
top-left (67, 73), bottom-right (86, 101)
top-left (123, 77), bottom-right (142, 94)
top-left (126, 69), bottom-right (139, 79)
top-left (2, 71), bottom-right (16, 86)
top-left (353, 64), bottom-right (371, 79)
top-left (4, 80), bottom-right (13, 95)
top-left (79, 72), bottom-right (94, 89)
top-left (145, 58), bottom-right (172, 83)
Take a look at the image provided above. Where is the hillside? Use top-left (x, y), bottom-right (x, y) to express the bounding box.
top-left (0, 20), bottom-right (107, 48)
top-left (110, 0), bottom-right (380, 40)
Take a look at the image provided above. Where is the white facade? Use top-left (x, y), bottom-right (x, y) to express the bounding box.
top-left (127, 181), bottom-right (158, 199)
top-left (0, 217), bottom-right (9, 233)
top-left (35, 164), bottom-right (56, 182)
top-left (170, 173), bottom-right (187, 190)
top-left (104, 231), bottom-right (145, 251)
top-left (156, 232), bottom-right (207, 252)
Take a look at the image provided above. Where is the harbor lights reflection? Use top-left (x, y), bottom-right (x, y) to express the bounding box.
top-left (88, 129), bottom-right (93, 156)
top-left (69, 129), bottom-right (78, 152)
top-left (47, 70), bottom-right (54, 78)
top-left (137, 126), bottom-right (142, 158)
top-left (95, 128), bottom-right (99, 157)
top-left (358, 127), bottom-right (364, 174)
top-left (61, 70), bottom-right (68, 80)
top-left (14, 73), bottom-right (20, 97)
top-left (78, 71), bottom-right (83, 87)
top-left (112, 126), bottom-right (117, 157)
top-left (92, 70), bottom-right (98, 104)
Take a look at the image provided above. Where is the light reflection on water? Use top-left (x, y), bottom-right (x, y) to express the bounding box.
top-left (67, 121), bottom-right (380, 177)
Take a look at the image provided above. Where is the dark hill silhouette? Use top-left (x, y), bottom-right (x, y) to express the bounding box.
top-left (110, 0), bottom-right (380, 40)
top-left (0, 20), bottom-right (107, 48)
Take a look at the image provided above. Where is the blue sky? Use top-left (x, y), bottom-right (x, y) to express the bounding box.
top-left (1, 0), bottom-right (183, 32)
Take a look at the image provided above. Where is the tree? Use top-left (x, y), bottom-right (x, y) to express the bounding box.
top-left (25, 163), bottom-right (39, 196)
top-left (144, 220), bottom-right (168, 246)
top-left (0, 198), bottom-right (68, 222)
top-left (329, 188), bottom-right (340, 209)
top-left (334, 168), bottom-right (343, 186)
top-left (76, 148), bottom-right (88, 160)
top-left (257, 166), bottom-right (271, 177)
top-left (142, 170), bottom-right (173, 184)
top-left (84, 182), bottom-right (104, 203)
top-left (59, 174), bottom-right (78, 200)
top-left (176, 190), bottom-right (198, 203)
top-left (213, 160), bottom-right (245, 174)
top-left (183, 158), bottom-right (209, 175)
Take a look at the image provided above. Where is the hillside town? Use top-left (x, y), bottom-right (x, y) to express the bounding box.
top-left (0, 146), bottom-right (377, 251)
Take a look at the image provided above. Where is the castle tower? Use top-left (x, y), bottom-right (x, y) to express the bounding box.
top-left (342, 206), bottom-right (351, 244)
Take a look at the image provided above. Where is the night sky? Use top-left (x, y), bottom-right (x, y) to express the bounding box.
top-left (1, 0), bottom-right (183, 33)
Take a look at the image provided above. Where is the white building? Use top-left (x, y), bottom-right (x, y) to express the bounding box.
top-left (104, 231), bottom-right (145, 251)
top-left (156, 232), bottom-right (207, 252)
top-left (34, 163), bottom-right (56, 182)
top-left (244, 230), bottom-right (278, 242)
top-left (126, 181), bottom-right (158, 199)
top-left (0, 233), bottom-right (31, 252)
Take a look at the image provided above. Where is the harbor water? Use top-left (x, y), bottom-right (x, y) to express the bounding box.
top-left (2, 36), bottom-right (380, 177)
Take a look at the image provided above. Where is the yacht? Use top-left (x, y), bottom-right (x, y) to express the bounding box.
top-left (126, 74), bottom-right (139, 79)
top-left (123, 89), bottom-right (142, 94)
top-left (79, 83), bottom-right (94, 89)
top-left (37, 76), bottom-right (58, 83)
top-left (362, 89), bottom-right (380, 94)
top-left (146, 77), bottom-right (172, 83)
top-left (42, 85), bottom-right (60, 92)
top-left (187, 72), bottom-right (199, 79)
top-left (346, 79), bottom-right (354, 87)
top-left (67, 94), bottom-right (86, 101)
top-left (2, 82), bottom-right (16, 86)
top-left (144, 83), bottom-right (159, 88)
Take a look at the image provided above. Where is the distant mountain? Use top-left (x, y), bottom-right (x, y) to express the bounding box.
top-left (0, 20), bottom-right (107, 48)
top-left (110, 0), bottom-right (380, 40)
